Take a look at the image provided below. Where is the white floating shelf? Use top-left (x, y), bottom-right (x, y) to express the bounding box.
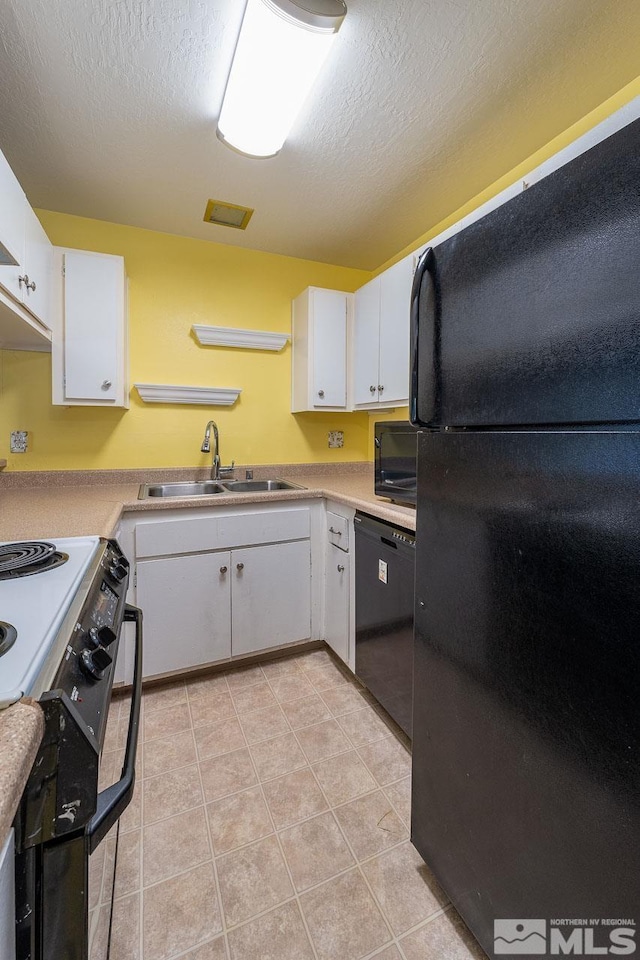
top-left (135, 384), bottom-right (242, 406)
top-left (192, 324), bottom-right (290, 352)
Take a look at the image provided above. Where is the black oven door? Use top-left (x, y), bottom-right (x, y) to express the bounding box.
top-left (87, 605), bottom-right (143, 960)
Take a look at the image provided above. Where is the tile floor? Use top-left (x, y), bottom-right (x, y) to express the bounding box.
top-left (92, 647), bottom-right (487, 960)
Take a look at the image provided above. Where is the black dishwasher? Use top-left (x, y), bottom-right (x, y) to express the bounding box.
top-left (354, 513), bottom-right (416, 738)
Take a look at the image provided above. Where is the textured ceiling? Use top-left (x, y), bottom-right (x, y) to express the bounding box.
top-left (0, 0), bottom-right (639, 270)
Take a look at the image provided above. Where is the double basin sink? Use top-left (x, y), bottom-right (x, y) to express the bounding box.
top-left (138, 479), bottom-right (305, 499)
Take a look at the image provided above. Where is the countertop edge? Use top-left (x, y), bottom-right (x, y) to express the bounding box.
top-left (0, 699), bottom-right (44, 848)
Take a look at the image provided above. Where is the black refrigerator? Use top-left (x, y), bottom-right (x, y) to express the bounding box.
top-left (410, 114), bottom-right (640, 956)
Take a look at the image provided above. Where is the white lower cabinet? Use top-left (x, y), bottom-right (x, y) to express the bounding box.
top-left (0, 829), bottom-right (15, 960)
top-left (324, 544), bottom-right (350, 663)
top-left (129, 505), bottom-right (314, 680)
top-left (136, 551), bottom-right (232, 677)
top-left (232, 540), bottom-right (311, 656)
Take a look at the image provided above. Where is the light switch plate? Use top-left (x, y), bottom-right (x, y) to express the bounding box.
top-left (328, 431), bottom-right (344, 449)
top-left (10, 431), bottom-right (28, 453)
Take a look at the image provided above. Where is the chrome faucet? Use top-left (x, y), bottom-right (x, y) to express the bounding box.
top-left (201, 421), bottom-right (234, 480)
top-left (201, 421), bottom-right (221, 479)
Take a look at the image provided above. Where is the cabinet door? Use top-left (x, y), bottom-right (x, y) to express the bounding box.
top-left (324, 545), bottom-right (350, 665)
top-left (311, 288), bottom-right (347, 407)
top-left (353, 277), bottom-right (381, 406)
top-left (232, 540), bottom-right (311, 655)
top-left (378, 256), bottom-right (413, 404)
top-left (0, 830), bottom-right (15, 960)
top-left (63, 250), bottom-right (124, 402)
top-left (136, 552), bottom-right (231, 678)
top-left (22, 206), bottom-right (52, 327)
top-left (0, 149), bottom-right (25, 301)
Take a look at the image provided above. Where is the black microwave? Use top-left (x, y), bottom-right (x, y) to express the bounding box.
top-left (374, 420), bottom-right (418, 507)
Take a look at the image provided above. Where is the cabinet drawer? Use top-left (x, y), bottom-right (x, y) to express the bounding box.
top-left (136, 508), bottom-right (311, 558)
top-left (327, 511), bottom-right (349, 551)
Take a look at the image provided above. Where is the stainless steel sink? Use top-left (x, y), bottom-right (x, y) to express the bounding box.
top-left (138, 481), bottom-right (228, 499)
top-left (221, 479), bottom-right (305, 493)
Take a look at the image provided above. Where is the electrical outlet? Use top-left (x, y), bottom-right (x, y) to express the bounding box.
top-left (328, 431), bottom-right (344, 449)
top-left (10, 431), bottom-right (28, 453)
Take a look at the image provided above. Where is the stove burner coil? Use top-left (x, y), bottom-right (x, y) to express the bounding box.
top-left (0, 541), bottom-right (69, 580)
top-left (0, 622), bottom-right (17, 656)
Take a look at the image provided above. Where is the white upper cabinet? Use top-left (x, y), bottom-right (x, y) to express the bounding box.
top-left (352, 254), bottom-right (414, 409)
top-left (52, 248), bottom-right (129, 407)
top-left (0, 147), bottom-right (53, 348)
top-left (291, 286), bottom-right (350, 412)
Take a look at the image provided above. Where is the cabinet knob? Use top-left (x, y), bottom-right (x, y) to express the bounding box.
top-left (101, 379), bottom-right (112, 390)
top-left (219, 565), bottom-right (228, 574)
top-left (378, 385), bottom-right (384, 393)
top-left (337, 564), bottom-right (345, 572)
top-left (329, 527), bottom-right (342, 536)
top-left (369, 385), bottom-right (376, 393)
top-left (18, 274), bottom-right (28, 288)
top-left (236, 562), bottom-right (244, 571)
top-left (26, 278), bottom-right (36, 291)
top-left (317, 390), bottom-right (325, 398)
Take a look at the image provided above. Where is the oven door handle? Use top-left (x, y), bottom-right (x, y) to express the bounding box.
top-left (88, 603), bottom-right (143, 853)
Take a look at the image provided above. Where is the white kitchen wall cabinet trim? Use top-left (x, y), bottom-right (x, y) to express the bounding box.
top-left (291, 286), bottom-right (351, 412)
top-left (323, 502), bottom-right (355, 669)
top-left (351, 254), bottom-right (414, 410)
top-left (51, 248), bottom-right (129, 407)
top-left (0, 147), bottom-right (53, 350)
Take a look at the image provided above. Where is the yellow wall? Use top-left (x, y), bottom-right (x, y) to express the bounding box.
top-left (0, 215), bottom-right (371, 470)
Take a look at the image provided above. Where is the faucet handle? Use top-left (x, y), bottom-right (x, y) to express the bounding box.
top-left (219, 461), bottom-right (235, 478)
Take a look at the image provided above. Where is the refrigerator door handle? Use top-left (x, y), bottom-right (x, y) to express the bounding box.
top-left (410, 246), bottom-right (438, 427)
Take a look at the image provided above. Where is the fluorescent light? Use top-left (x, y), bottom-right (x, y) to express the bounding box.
top-left (217, 0), bottom-right (346, 159)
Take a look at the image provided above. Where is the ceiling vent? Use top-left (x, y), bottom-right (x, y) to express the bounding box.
top-left (203, 199), bottom-right (254, 230)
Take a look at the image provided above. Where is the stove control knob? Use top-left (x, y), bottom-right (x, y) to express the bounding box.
top-left (97, 625), bottom-right (117, 647)
top-left (109, 562), bottom-right (128, 584)
top-left (86, 627), bottom-right (101, 649)
top-left (80, 646), bottom-right (112, 681)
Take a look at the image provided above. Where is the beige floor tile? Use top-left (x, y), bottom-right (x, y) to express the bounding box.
top-left (262, 767), bottom-right (328, 829)
top-left (225, 665), bottom-right (266, 690)
top-left (143, 702), bottom-right (192, 741)
top-left (227, 900), bottom-right (314, 960)
top-left (334, 791), bottom-right (408, 861)
top-left (373, 947), bottom-right (403, 960)
top-left (119, 781), bottom-right (142, 833)
top-left (296, 719), bottom-right (351, 764)
top-left (358, 737), bottom-right (411, 786)
top-left (194, 717), bottom-right (246, 761)
top-left (111, 892), bottom-right (141, 960)
top-left (362, 841), bottom-right (448, 936)
top-left (231, 682), bottom-right (278, 716)
top-left (312, 750), bottom-right (377, 807)
top-left (384, 777), bottom-right (411, 826)
top-left (143, 729), bottom-right (197, 778)
top-left (143, 806), bottom-right (211, 886)
top-left (143, 764), bottom-right (203, 823)
top-left (400, 909), bottom-right (488, 959)
top-left (112, 829), bottom-right (141, 899)
top-left (320, 684), bottom-right (369, 717)
top-left (207, 786), bottom-right (273, 856)
top-left (200, 748), bottom-right (258, 802)
top-left (336, 707), bottom-right (393, 747)
top-left (306, 663), bottom-right (353, 692)
top-left (280, 694), bottom-right (332, 730)
top-left (181, 936), bottom-right (229, 959)
top-left (98, 750), bottom-right (118, 792)
top-left (143, 682), bottom-right (186, 715)
top-left (186, 673), bottom-right (230, 700)
top-left (88, 843), bottom-right (105, 910)
top-left (189, 692), bottom-right (236, 728)
top-left (250, 732), bottom-right (307, 781)
top-left (269, 674), bottom-right (314, 703)
top-left (216, 835), bottom-right (294, 928)
top-left (280, 811), bottom-right (354, 892)
top-left (103, 713), bottom-right (127, 754)
top-left (143, 863), bottom-right (222, 960)
top-left (238, 704), bottom-right (290, 744)
top-left (297, 649), bottom-right (333, 671)
top-left (260, 657), bottom-right (305, 679)
top-left (300, 868), bottom-right (391, 960)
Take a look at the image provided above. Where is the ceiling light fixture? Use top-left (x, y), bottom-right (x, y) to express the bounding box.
top-left (217, 0), bottom-right (347, 160)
